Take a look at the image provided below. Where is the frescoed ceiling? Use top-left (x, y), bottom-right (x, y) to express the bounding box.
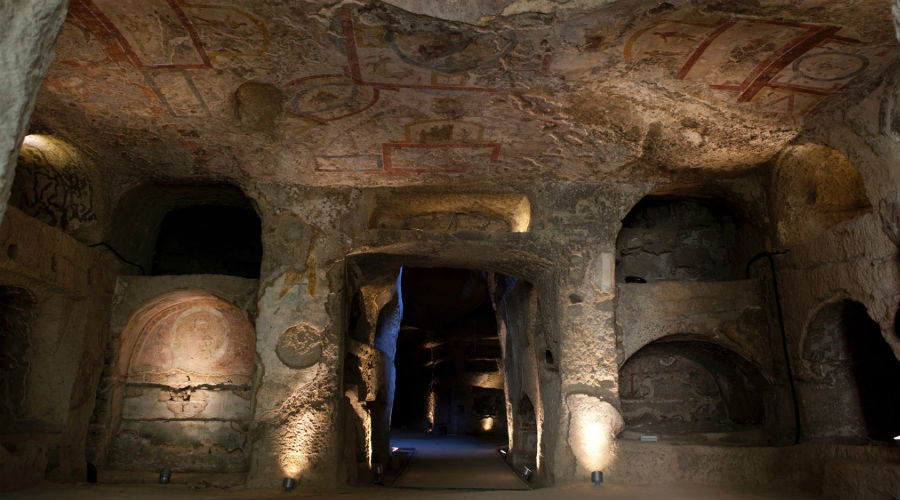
top-left (31, 0), bottom-right (898, 189)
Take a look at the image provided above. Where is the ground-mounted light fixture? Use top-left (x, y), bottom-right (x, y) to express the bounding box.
top-left (158, 468), bottom-right (171, 484)
top-left (373, 464), bottom-right (384, 485)
top-left (521, 466), bottom-right (532, 481)
top-left (591, 470), bottom-right (603, 486)
top-left (281, 477), bottom-right (296, 492)
top-left (497, 447), bottom-right (508, 460)
top-left (896, 437), bottom-right (900, 499)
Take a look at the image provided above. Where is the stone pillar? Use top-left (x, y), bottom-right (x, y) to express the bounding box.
top-left (0, 0), bottom-right (67, 222)
top-left (557, 247), bottom-right (623, 480)
top-left (370, 271), bottom-right (403, 467)
top-left (247, 192), bottom-right (349, 489)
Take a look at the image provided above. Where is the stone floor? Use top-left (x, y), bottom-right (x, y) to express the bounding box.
top-left (1, 434), bottom-right (826, 499)
top-left (389, 434), bottom-right (528, 490)
top-left (0, 481), bottom-right (827, 500)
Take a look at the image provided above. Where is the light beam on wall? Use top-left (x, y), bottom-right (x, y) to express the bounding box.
top-left (426, 390), bottom-right (436, 431)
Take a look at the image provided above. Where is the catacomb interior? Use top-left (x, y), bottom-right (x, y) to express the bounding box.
top-left (1, 0), bottom-right (899, 497)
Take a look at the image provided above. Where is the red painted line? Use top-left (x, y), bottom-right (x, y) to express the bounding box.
top-left (286, 74), bottom-right (348, 86)
top-left (322, 88), bottom-right (380, 122)
top-left (733, 26), bottom-right (830, 90)
top-left (164, 0), bottom-right (213, 69)
top-left (738, 26), bottom-right (841, 102)
top-left (765, 81), bottom-right (834, 96)
top-left (742, 18), bottom-right (821, 30)
top-left (381, 143), bottom-right (393, 170)
top-left (70, 0), bottom-right (211, 70)
top-left (677, 20), bottom-right (737, 80)
top-left (382, 143), bottom-right (500, 173)
top-left (370, 82), bottom-right (508, 94)
top-left (340, 7), bottom-right (362, 82)
top-left (69, 0), bottom-right (142, 67)
top-left (386, 142), bottom-right (501, 150)
top-left (828, 35), bottom-right (863, 45)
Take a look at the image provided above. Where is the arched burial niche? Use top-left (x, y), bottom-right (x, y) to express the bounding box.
top-left (618, 337), bottom-right (773, 444)
top-left (798, 300), bottom-right (900, 442)
top-left (615, 196), bottom-right (746, 282)
top-left (104, 290), bottom-right (256, 474)
top-left (106, 183), bottom-right (261, 276)
top-left (340, 252), bottom-right (553, 487)
top-left (152, 205), bottom-right (262, 277)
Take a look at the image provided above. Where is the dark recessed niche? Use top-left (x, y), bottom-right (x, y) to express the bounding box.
top-left (151, 205), bottom-right (262, 278)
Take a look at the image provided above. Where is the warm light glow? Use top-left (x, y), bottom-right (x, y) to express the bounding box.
top-left (21, 134), bottom-right (77, 164)
top-left (426, 391), bottom-right (436, 428)
top-left (277, 393), bottom-right (335, 478)
top-left (481, 416), bottom-right (494, 431)
top-left (370, 193), bottom-right (531, 232)
top-left (566, 396), bottom-right (622, 474)
top-left (23, 134), bottom-right (52, 150)
top-left (577, 419), bottom-right (612, 470)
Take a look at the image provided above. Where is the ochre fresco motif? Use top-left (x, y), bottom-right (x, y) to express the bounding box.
top-left (382, 120), bottom-right (500, 173)
top-left (128, 297), bottom-right (255, 387)
top-left (284, 7), bottom-right (512, 173)
top-left (284, 7), bottom-right (508, 125)
top-left (625, 17), bottom-right (895, 116)
top-left (63, 0), bottom-right (270, 117)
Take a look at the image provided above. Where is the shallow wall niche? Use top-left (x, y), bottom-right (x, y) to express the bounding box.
top-left (104, 289), bottom-right (256, 474)
top-left (618, 337), bottom-right (771, 444)
top-left (797, 300), bottom-right (900, 442)
top-left (368, 192), bottom-right (531, 233)
top-left (615, 197), bottom-right (742, 282)
top-left (152, 205), bottom-right (262, 278)
top-left (106, 183), bottom-right (259, 275)
top-left (772, 144), bottom-right (871, 247)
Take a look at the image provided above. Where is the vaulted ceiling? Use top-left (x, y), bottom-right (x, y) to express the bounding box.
top-left (30, 0), bottom-right (898, 193)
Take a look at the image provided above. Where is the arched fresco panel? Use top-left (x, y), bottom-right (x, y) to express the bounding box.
top-left (107, 290), bottom-right (255, 472)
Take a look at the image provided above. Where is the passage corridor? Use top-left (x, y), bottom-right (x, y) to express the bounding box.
top-left (390, 434), bottom-right (529, 491)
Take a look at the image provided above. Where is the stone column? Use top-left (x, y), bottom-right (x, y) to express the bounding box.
top-left (557, 246), bottom-right (624, 480)
top-left (370, 270), bottom-right (403, 467)
top-left (246, 190), bottom-right (351, 489)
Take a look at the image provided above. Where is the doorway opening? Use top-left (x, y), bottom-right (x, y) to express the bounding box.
top-left (342, 264), bottom-right (543, 490)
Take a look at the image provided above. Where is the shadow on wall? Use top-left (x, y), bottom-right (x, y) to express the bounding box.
top-left (151, 205), bottom-right (262, 278)
top-left (106, 183), bottom-right (261, 276)
top-left (798, 300), bottom-right (900, 443)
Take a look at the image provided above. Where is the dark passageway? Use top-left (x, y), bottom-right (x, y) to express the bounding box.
top-left (388, 268), bottom-right (523, 489)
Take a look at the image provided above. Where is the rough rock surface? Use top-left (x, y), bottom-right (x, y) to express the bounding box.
top-left (0, 0), bottom-right (897, 496)
top-left (0, 0), bottom-right (66, 221)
